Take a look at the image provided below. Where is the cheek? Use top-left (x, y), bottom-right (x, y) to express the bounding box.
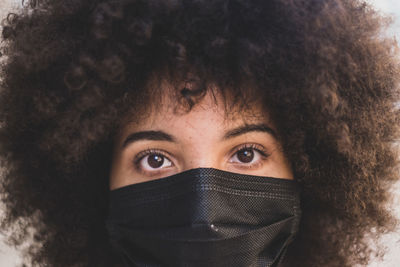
top-left (109, 151), bottom-right (134, 190)
top-left (268, 150), bottom-right (293, 179)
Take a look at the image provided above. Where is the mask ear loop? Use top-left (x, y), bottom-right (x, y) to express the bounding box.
top-left (109, 235), bottom-right (160, 267)
top-left (106, 222), bottom-right (134, 267)
top-left (108, 239), bottom-right (132, 267)
top-left (271, 193), bottom-right (301, 267)
top-left (271, 234), bottom-right (297, 267)
top-left (106, 221), bottom-right (165, 267)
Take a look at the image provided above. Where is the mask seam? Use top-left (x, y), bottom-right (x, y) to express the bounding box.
top-left (111, 173), bottom-right (297, 195)
top-left (111, 184), bottom-right (298, 207)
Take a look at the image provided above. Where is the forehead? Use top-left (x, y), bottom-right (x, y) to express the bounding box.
top-left (121, 79), bottom-right (271, 131)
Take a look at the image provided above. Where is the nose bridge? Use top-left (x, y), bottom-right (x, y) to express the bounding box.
top-left (178, 109), bottom-right (225, 171)
top-left (184, 154), bottom-right (219, 170)
top-left (182, 143), bottom-right (221, 171)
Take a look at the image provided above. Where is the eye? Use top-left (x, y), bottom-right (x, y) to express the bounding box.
top-left (229, 144), bottom-right (269, 165)
top-left (135, 149), bottom-right (173, 172)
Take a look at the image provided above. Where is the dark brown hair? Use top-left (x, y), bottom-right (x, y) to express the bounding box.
top-left (1, 0), bottom-right (400, 266)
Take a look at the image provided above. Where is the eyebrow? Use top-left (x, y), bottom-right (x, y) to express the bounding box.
top-left (222, 123), bottom-right (277, 140)
top-left (121, 131), bottom-right (175, 149)
top-left (121, 123), bottom-right (277, 150)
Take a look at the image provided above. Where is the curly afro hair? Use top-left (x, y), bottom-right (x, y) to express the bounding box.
top-left (1, 0), bottom-right (400, 266)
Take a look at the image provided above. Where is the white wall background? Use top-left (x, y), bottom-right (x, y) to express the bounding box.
top-left (0, 0), bottom-right (399, 266)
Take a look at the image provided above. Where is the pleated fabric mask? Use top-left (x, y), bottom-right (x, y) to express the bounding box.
top-left (106, 168), bottom-right (302, 267)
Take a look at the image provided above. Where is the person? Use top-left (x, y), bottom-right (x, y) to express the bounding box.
top-left (0, 0), bottom-right (399, 266)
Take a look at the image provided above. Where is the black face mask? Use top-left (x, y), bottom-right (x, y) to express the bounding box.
top-left (106, 168), bottom-right (302, 267)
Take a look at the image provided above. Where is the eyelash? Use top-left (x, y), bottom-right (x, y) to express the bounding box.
top-left (230, 143), bottom-right (270, 169)
top-left (133, 148), bottom-right (172, 175)
top-left (133, 144), bottom-right (270, 175)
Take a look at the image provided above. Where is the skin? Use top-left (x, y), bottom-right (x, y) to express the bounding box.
top-left (109, 85), bottom-right (294, 190)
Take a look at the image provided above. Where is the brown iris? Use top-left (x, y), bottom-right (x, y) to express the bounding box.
top-left (237, 148), bottom-right (254, 163)
top-left (147, 154), bottom-right (164, 168)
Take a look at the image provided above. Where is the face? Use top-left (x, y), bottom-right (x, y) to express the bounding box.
top-left (109, 85), bottom-right (293, 190)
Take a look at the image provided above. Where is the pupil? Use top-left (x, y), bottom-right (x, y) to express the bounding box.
top-left (147, 154), bottom-right (164, 168)
top-left (237, 149), bottom-right (254, 163)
